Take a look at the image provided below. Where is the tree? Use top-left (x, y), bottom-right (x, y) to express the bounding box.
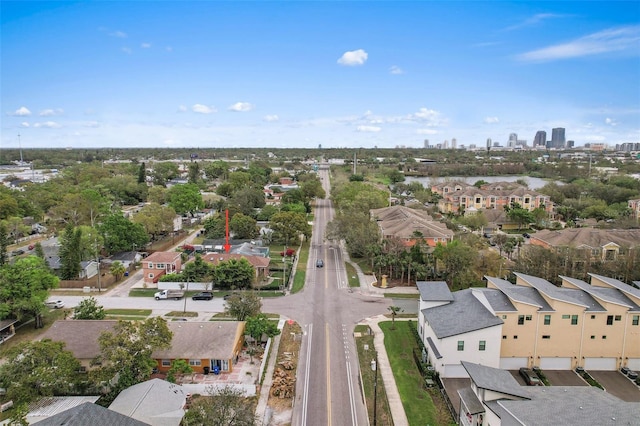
top-left (73, 296), bottom-right (106, 320)
top-left (0, 223), bottom-right (8, 266)
top-left (95, 317), bottom-right (172, 397)
top-left (151, 161), bottom-right (179, 186)
top-left (59, 223), bottom-right (82, 280)
top-left (245, 313), bottom-right (281, 342)
top-left (167, 183), bottom-right (204, 216)
top-left (505, 203), bottom-right (535, 230)
top-left (166, 359), bottom-right (193, 383)
top-left (188, 161), bottom-right (201, 184)
top-left (492, 233), bottom-right (509, 257)
top-left (387, 306), bottom-right (404, 329)
top-left (132, 202), bottom-right (177, 241)
top-left (109, 261), bottom-right (126, 281)
top-left (230, 187), bottom-right (265, 216)
top-left (99, 214), bottom-right (149, 255)
top-left (182, 255), bottom-right (212, 283)
top-left (0, 340), bottom-right (83, 405)
top-left (225, 291), bottom-right (262, 321)
top-left (0, 256), bottom-right (59, 328)
top-left (182, 385), bottom-right (257, 426)
top-left (269, 211), bottom-right (311, 246)
top-left (203, 214), bottom-right (226, 239)
top-left (137, 162), bottom-right (146, 184)
top-left (204, 160), bottom-right (230, 181)
top-left (212, 258), bottom-right (255, 290)
top-left (433, 240), bottom-right (476, 288)
top-left (230, 213), bottom-right (260, 240)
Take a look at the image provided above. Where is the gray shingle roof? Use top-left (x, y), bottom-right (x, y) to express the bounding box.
top-left (515, 272), bottom-right (589, 308)
top-left (461, 361), bottom-right (530, 399)
top-left (421, 289), bottom-right (503, 338)
top-left (33, 402), bottom-right (150, 426)
top-left (498, 386), bottom-right (640, 425)
top-left (561, 276), bottom-right (636, 310)
top-left (39, 320), bottom-right (118, 359)
top-left (589, 273), bottom-right (640, 300)
top-left (426, 337), bottom-right (442, 359)
top-left (417, 281), bottom-right (453, 301)
top-left (109, 379), bottom-right (186, 426)
top-left (486, 276), bottom-right (553, 311)
top-left (458, 387), bottom-right (484, 415)
top-left (473, 288), bottom-right (517, 312)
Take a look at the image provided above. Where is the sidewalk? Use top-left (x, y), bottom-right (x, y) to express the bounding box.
top-left (365, 315), bottom-right (410, 426)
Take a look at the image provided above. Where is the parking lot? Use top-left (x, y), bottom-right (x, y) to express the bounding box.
top-left (544, 370), bottom-right (588, 386)
top-left (588, 371), bottom-right (640, 402)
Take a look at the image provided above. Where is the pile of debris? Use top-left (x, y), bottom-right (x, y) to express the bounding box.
top-left (271, 352), bottom-right (296, 399)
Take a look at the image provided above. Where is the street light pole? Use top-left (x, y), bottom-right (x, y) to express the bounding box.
top-left (371, 356), bottom-right (378, 426)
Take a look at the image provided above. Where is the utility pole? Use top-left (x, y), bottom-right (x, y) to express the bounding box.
top-left (371, 355), bottom-right (378, 426)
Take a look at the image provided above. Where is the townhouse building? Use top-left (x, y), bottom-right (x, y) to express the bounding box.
top-left (418, 272), bottom-right (640, 378)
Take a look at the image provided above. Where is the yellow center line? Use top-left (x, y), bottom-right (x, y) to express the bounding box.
top-left (326, 322), bottom-right (332, 426)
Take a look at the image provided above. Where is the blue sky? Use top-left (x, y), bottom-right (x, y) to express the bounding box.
top-left (1, 1), bottom-right (639, 149)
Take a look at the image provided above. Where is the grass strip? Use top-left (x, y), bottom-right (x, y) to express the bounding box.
top-left (104, 309), bottom-right (151, 316)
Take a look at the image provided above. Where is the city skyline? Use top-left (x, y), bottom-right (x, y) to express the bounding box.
top-left (1, 1), bottom-right (639, 149)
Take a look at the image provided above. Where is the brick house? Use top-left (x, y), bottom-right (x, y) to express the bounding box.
top-left (143, 251), bottom-right (182, 284)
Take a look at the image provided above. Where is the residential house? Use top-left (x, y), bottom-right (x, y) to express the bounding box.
top-left (33, 401), bottom-right (149, 426)
top-left (41, 245), bottom-right (99, 279)
top-left (39, 320), bottom-right (118, 370)
top-left (458, 361), bottom-right (640, 426)
top-left (153, 321), bottom-right (246, 374)
top-left (0, 318), bottom-right (18, 343)
top-left (26, 396), bottom-right (100, 424)
top-left (418, 272), bottom-right (640, 377)
top-left (142, 251), bottom-right (182, 284)
top-left (529, 228), bottom-right (640, 263)
top-left (202, 253), bottom-right (270, 280)
top-left (109, 379), bottom-right (187, 426)
top-left (107, 250), bottom-right (143, 270)
top-left (370, 205), bottom-right (454, 247)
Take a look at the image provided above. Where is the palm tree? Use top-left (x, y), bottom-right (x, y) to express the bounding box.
top-left (388, 305), bottom-right (404, 329)
top-left (109, 261), bottom-right (126, 281)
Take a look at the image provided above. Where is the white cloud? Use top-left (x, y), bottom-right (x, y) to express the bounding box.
top-left (11, 106), bottom-right (31, 116)
top-left (337, 49), bottom-right (368, 66)
top-left (110, 30), bottom-right (127, 38)
top-left (177, 105), bottom-right (187, 112)
top-left (417, 128), bottom-right (438, 135)
top-left (517, 25), bottom-right (640, 62)
top-left (20, 122), bottom-right (30, 127)
top-left (192, 104), bottom-right (217, 114)
top-left (263, 114), bottom-right (279, 122)
top-left (82, 121), bottom-right (100, 128)
top-left (34, 121), bottom-right (62, 128)
top-left (484, 116), bottom-right (500, 124)
top-left (228, 102), bottom-right (254, 112)
top-left (122, 47), bottom-right (132, 54)
top-left (408, 108), bottom-right (446, 126)
top-left (389, 65), bottom-right (404, 75)
top-left (141, 42), bottom-right (151, 48)
top-left (503, 13), bottom-right (566, 31)
top-left (39, 108), bottom-right (63, 116)
top-left (605, 117), bottom-right (618, 126)
top-left (356, 125), bottom-right (381, 133)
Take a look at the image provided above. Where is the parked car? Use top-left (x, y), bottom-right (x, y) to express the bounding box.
top-left (522, 233), bottom-right (531, 238)
top-left (627, 371), bottom-right (638, 380)
top-left (11, 249), bottom-right (24, 256)
top-left (191, 291), bottom-right (213, 301)
top-left (621, 366), bottom-right (630, 375)
top-left (223, 294), bottom-right (232, 300)
top-left (316, 259), bottom-right (324, 268)
top-left (519, 367), bottom-right (542, 386)
top-left (28, 244), bottom-right (35, 250)
top-left (45, 300), bottom-right (65, 309)
top-left (483, 233), bottom-right (492, 239)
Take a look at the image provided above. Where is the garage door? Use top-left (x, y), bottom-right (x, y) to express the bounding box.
top-left (539, 357), bottom-right (572, 370)
top-left (443, 363), bottom-right (469, 378)
top-left (584, 357), bottom-right (617, 371)
top-left (626, 359), bottom-right (640, 371)
top-left (500, 357), bottom-right (528, 370)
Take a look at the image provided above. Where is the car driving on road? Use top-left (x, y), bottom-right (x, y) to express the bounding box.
top-left (45, 300), bottom-right (65, 309)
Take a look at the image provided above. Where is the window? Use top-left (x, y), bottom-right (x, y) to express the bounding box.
top-left (148, 273), bottom-right (154, 279)
top-left (590, 335), bottom-right (595, 339)
top-left (157, 263), bottom-right (165, 269)
top-left (457, 341), bottom-right (464, 351)
top-left (542, 335), bottom-right (550, 339)
top-left (513, 335), bottom-right (518, 339)
top-left (479, 341), bottom-right (486, 351)
top-left (602, 336), bottom-right (607, 340)
top-left (148, 263), bottom-right (154, 269)
top-left (475, 197), bottom-right (481, 204)
top-left (544, 315), bottom-right (551, 325)
top-left (518, 315), bottom-right (525, 325)
top-left (562, 315), bottom-right (570, 319)
top-left (502, 335), bottom-right (507, 340)
top-left (502, 315), bottom-right (507, 319)
top-left (525, 315), bottom-right (532, 321)
top-left (615, 315), bottom-right (621, 321)
top-left (524, 197), bottom-right (530, 204)
top-left (591, 315), bottom-right (596, 319)
top-left (189, 359), bottom-right (201, 366)
top-left (571, 315), bottom-right (578, 325)
top-left (162, 359), bottom-right (171, 367)
top-left (633, 315), bottom-right (639, 326)
top-left (606, 315), bottom-right (614, 325)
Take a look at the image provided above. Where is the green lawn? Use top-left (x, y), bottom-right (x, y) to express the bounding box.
top-left (380, 321), bottom-right (440, 426)
top-left (345, 262), bottom-right (360, 287)
top-left (104, 309), bottom-right (151, 316)
top-left (384, 293), bottom-right (420, 299)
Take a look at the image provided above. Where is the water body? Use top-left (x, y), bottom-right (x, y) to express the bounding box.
top-left (405, 175), bottom-right (554, 190)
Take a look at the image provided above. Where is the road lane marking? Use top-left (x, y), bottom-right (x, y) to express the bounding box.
top-left (302, 323), bottom-right (313, 426)
top-left (326, 323), bottom-right (332, 426)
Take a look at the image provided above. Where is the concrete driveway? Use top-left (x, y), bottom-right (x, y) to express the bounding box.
top-left (543, 370), bottom-right (588, 386)
top-left (588, 371), bottom-right (640, 402)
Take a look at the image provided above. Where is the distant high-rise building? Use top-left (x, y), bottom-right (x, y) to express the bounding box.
top-left (552, 128), bottom-right (566, 149)
top-left (508, 133), bottom-right (517, 148)
top-left (486, 138), bottom-right (492, 149)
top-left (534, 130), bottom-right (547, 147)
top-left (424, 139), bottom-right (430, 148)
top-left (567, 140), bottom-right (575, 148)
top-left (451, 138), bottom-right (457, 149)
